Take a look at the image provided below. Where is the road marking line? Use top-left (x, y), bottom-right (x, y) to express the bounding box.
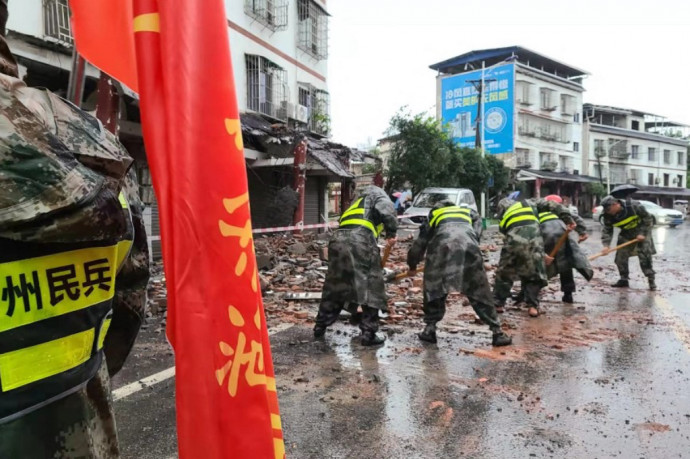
top-left (654, 296), bottom-right (690, 354)
top-left (112, 323), bottom-right (294, 401)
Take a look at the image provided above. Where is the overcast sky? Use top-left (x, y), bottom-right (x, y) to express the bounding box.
top-left (327, 0), bottom-right (690, 148)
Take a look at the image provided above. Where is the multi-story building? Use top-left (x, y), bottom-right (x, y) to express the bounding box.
top-left (431, 46), bottom-right (587, 174)
top-left (583, 104), bottom-right (688, 191)
top-left (430, 46), bottom-right (597, 206)
top-left (228, 0), bottom-right (330, 136)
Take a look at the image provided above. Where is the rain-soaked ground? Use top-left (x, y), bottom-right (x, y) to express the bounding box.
top-left (112, 221), bottom-right (690, 458)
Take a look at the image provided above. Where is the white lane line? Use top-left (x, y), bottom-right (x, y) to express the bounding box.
top-left (112, 323), bottom-right (295, 401)
top-left (654, 296), bottom-right (690, 354)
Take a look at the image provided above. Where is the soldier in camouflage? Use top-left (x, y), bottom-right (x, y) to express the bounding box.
top-left (0, 3), bottom-right (149, 456)
top-left (600, 195), bottom-right (656, 290)
top-left (314, 185), bottom-right (397, 346)
top-left (539, 195), bottom-right (593, 303)
top-left (493, 195), bottom-right (575, 317)
top-left (407, 201), bottom-right (512, 346)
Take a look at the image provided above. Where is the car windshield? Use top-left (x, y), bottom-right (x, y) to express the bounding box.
top-left (641, 201), bottom-right (662, 209)
top-left (413, 192), bottom-right (458, 207)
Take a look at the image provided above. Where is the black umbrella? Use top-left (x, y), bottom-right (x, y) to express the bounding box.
top-left (610, 184), bottom-right (639, 199)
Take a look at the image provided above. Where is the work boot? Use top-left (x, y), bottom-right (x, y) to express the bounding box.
top-left (361, 331), bottom-right (385, 346)
top-left (611, 279), bottom-right (629, 288)
top-left (494, 302), bottom-right (505, 314)
top-left (562, 292), bottom-right (574, 303)
top-left (313, 326), bottom-right (326, 339)
top-left (528, 306), bottom-right (539, 318)
top-left (648, 278), bottom-right (657, 291)
top-left (492, 332), bottom-right (513, 347)
top-left (418, 324), bottom-right (437, 344)
top-left (349, 311), bottom-right (362, 326)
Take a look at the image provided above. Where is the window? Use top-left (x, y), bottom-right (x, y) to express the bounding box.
top-left (245, 54), bottom-right (288, 120)
top-left (648, 173), bottom-right (654, 186)
top-left (629, 169), bottom-right (640, 184)
top-left (540, 152), bottom-right (556, 170)
top-left (573, 141), bottom-right (579, 152)
top-left (678, 151), bottom-right (685, 166)
top-left (631, 145), bottom-right (639, 159)
top-left (664, 173), bottom-right (670, 187)
top-left (560, 94), bottom-right (574, 114)
top-left (664, 149), bottom-right (671, 164)
top-left (43, 0), bottom-right (73, 44)
top-left (540, 88), bottom-right (555, 111)
top-left (517, 81), bottom-right (532, 105)
top-left (594, 139), bottom-right (605, 157)
top-left (573, 113), bottom-right (580, 123)
top-left (631, 120), bottom-right (640, 131)
top-left (298, 0), bottom-right (329, 60)
top-left (648, 147), bottom-right (656, 162)
top-left (678, 175), bottom-right (684, 188)
top-left (298, 84), bottom-right (330, 135)
top-left (516, 148), bottom-right (531, 167)
top-left (244, 0), bottom-right (288, 31)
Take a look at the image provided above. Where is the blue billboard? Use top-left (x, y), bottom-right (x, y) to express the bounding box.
top-left (441, 63), bottom-right (514, 154)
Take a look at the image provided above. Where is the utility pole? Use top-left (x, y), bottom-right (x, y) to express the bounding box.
top-left (468, 64), bottom-right (496, 218)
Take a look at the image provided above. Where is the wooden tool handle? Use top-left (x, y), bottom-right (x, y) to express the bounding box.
top-left (548, 229), bottom-right (572, 259)
top-left (381, 243), bottom-right (393, 268)
top-left (588, 239), bottom-right (638, 261)
top-left (394, 267), bottom-right (424, 281)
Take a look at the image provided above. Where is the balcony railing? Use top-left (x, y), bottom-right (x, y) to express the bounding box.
top-left (44, 0), bottom-right (73, 45)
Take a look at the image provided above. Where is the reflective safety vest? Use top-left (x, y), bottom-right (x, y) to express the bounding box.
top-left (0, 192), bottom-right (133, 423)
top-left (429, 206), bottom-right (472, 228)
top-left (612, 212), bottom-right (640, 230)
top-left (339, 197), bottom-right (384, 237)
top-left (538, 211), bottom-right (559, 224)
top-left (499, 201), bottom-right (538, 232)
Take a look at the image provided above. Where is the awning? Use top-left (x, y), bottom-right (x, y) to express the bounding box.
top-left (516, 169), bottom-right (600, 183)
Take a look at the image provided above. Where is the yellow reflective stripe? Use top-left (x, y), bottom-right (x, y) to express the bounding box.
top-left (118, 192), bottom-right (128, 209)
top-left (115, 239), bottom-right (134, 272)
top-left (341, 208), bottom-right (364, 219)
top-left (375, 224), bottom-right (384, 236)
top-left (613, 215), bottom-right (639, 227)
top-left (0, 243), bottom-right (125, 333)
top-left (339, 218), bottom-right (377, 235)
top-left (0, 328), bottom-right (94, 391)
top-left (502, 202), bottom-right (527, 221)
top-left (538, 212), bottom-right (559, 223)
top-left (97, 317), bottom-right (112, 350)
top-left (508, 215), bottom-right (539, 226)
top-left (430, 207), bottom-right (470, 227)
top-left (434, 213), bottom-right (473, 226)
top-left (500, 207), bottom-right (534, 229)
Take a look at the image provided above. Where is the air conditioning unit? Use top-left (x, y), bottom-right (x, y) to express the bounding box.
top-left (280, 101), bottom-right (296, 120)
top-left (295, 104), bottom-right (309, 123)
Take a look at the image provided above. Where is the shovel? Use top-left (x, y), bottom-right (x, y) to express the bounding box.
top-left (588, 239), bottom-right (638, 261)
top-left (381, 241), bottom-right (394, 268)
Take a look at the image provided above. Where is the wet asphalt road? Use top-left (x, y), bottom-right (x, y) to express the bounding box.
top-left (111, 220), bottom-right (690, 458)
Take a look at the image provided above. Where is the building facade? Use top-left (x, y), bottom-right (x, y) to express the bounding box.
top-left (227, 0), bottom-right (330, 136)
top-left (583, 104), bottom-right (688, 190)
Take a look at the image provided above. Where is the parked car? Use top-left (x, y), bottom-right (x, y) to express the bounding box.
top-left (594, 200), bottom-right (684, 227)
top-left (402, 187), bottom-right (482, 236)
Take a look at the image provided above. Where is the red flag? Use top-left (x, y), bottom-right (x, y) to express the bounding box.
top-left (71, 1), bottom-right (285, 458)
top-left (69, 0), bottom-right (138, 92)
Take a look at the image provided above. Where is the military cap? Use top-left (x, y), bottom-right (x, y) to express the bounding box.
top-left (600, 195), bottom-right (618, 209)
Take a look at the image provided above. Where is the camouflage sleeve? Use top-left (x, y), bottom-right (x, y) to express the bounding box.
top-left (103, 169), bottom-right (150, 376)
top-left (573, 214), bottom-right (588, 235)
top-left (373, 194), bottom-right (398, 238)
top-left (635, 204), bottom-right (653, 236)
top-left (407, 221), bottom-right (431, 269)
top-left (601, 217), bottom-right (614, 246)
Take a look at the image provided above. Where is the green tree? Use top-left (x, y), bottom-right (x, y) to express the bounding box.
top-left (585, 182), bottom-right (607, 198)
top-left (485, 154), bottom-right (511, 195)
top-left (384, 109), bottom-right (464, 194)
top-left (458, 147), bottom-right (490, 201)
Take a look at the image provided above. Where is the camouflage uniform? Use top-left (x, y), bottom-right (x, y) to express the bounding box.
top-left (0, 20), bottom-right (149, 458)
top-left (493, 198), bottom-right (574, 312)
top-left (314, 185), bottom-right (397, 344)
top-left (407, 202), bottom-right (510, 345)
top-left (601, 198), bottom-right (655, 286)
top-left (539, 211), bottom-right (593, 300)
